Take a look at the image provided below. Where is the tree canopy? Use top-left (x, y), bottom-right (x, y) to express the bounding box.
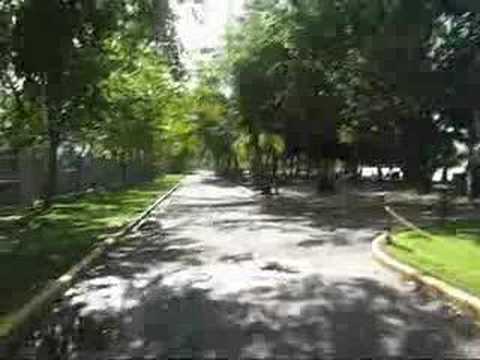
top-left (2, 0), bottom-right (480, 200)
top-left (0, 0), bottom-right (188, 202)
top-left (190, 0), bottom-right (480, 194)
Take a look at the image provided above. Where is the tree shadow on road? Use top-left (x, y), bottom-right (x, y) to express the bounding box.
top-left (132, 275), bottom-right (477, 358)
top-left (13, 273), bottom-right (478, 359)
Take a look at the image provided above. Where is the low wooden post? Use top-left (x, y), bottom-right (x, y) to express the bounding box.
top-left (440, 187), bottom-right (448, 225)
top-left (435, 184), bottom-right (453, 226)
top-left (383, 194), bottom-right (393, 244)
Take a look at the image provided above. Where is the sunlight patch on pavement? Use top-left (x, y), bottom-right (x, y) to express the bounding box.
top-left (66, 276), bottom-right (136, 315)
top-left (157, 261), bottom-right (307, 298)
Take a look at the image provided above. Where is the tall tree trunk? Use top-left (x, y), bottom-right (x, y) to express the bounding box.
top-left (442, 167), bottom-right (448, 183)
top-left (153, 0), bottom-right (172, 50)
top-left (43, 79), bottom-right (59, 207)
top-left (272, 153), bottom-right (278, 179)
top-left (232, 156), bottom-right (240, 177)
top-left (317, 159), bottom-right (335, 192)
top-left (251, 134), bottom-right (262, 178)
top-left (377, 165), bottom-right (383, 181)
top-left (120, 153), bottom-right (128, 185)
top-left (12, 148), bottom-right (19, 172)
top-left (306, 156), bottom-right (312, 180)
top-left (45, 132), bottom-right (59, 206)
top-left (466, 152), bottom-right (479, 200)
top-left (403, 121), bottom-right (422, 187)
top-left (467, 111), bottom-right (480, 199)
top-left (402, 115), bottom-right (434, 193)
top-left (226, 155), bottom-right (232, 174)
top-left (287, 157), bottom-right (293, 178)
top-left (293, 155), bottom-right (300, 178)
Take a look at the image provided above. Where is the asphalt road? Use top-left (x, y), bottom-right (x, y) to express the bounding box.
top-left (14, 172), bottom-right (480, 359)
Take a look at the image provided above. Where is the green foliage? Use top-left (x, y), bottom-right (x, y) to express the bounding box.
top-left (95, 41), bottom-right (175, 158)
top-left (213, 0), bottom-right (480, 191)
top-left (0, 174), bottom-right (182, 331)
top-left (191, 71), bottom-right (238, 173)
top-left (391, 222), bottom-right (480, 296)
top-left (258, 133), bottom-right (285, 155)
top-left (157, 93), bottom-right (198, 172)
top-left (2, 0), bottom-right (480, 195)
top-left (0, 0), bottom-right (188, 197)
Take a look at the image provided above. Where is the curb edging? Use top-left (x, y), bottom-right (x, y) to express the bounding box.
top-left (372, 233), bottom-right (480, 321)
top-left (0, 178), bottom-right (183, 356)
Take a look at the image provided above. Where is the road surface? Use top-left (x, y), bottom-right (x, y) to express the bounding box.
top-left (14, 172), bottom-right (480, 358)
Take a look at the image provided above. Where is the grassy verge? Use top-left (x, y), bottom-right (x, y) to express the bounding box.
top-left (0, 174), bottom-right (182, 331)
top-left (388, 220), bottom-right (480, 297)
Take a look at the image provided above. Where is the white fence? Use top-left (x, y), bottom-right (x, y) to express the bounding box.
top-left (0, 147), bottom-right (154, 206)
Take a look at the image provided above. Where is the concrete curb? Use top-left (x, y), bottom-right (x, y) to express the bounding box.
top-left (372, 233), bottom-right (480, 321)
top-left (0, 178), bottom-right (183, 356)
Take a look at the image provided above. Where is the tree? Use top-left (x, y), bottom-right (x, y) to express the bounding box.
top-left (191, 67), bottom-right (239, 174)
top-left (95, 39), bottom-right (192, 177)
top-left (218, 0), bottom-right (480, 195)
top-left (3, 0), bottom-right (183, 203)
top-left (10, 0), bottom-right (125, 203)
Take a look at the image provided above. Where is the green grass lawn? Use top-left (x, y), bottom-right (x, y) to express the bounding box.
top-left (0, 174), bottom-right (182, 331)
top-left (388, 220), bottom-right (480, 297)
